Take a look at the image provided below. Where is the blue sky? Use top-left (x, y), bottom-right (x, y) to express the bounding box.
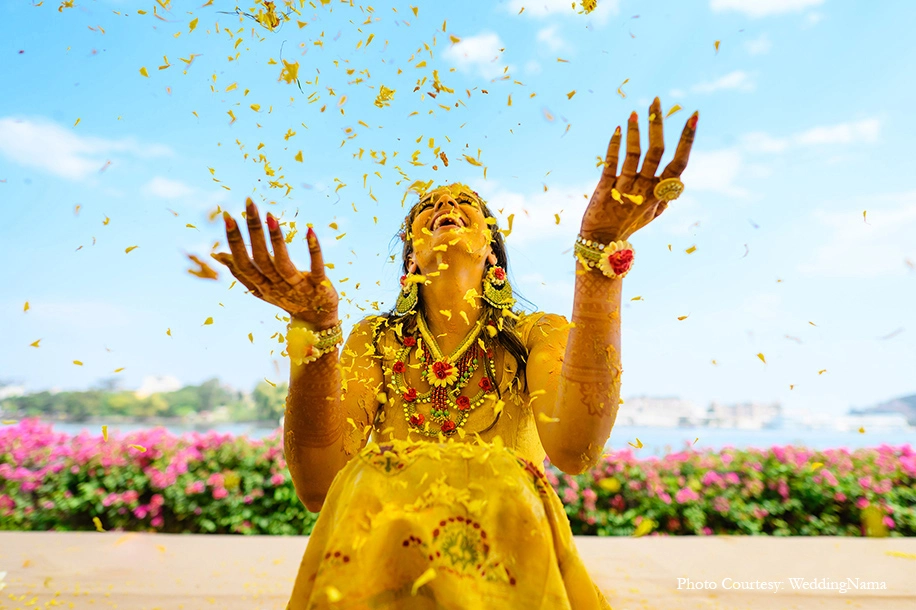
top-left (1, 0), bottom-right (914, 417)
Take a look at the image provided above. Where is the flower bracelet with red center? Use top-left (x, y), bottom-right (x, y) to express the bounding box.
top-left (573, 235), bottom-right (635, 279)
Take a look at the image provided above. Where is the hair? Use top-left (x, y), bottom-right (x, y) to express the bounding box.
top-left (373, 188), bottom-right (529, 395)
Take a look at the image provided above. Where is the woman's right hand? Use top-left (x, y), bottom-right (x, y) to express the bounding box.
top-left (211, 198), bottom-right (339, 328)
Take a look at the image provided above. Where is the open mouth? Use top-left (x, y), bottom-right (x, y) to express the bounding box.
top-left (432, 213), bottom-right (465, 231)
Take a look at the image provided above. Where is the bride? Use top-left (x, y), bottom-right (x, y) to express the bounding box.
top-left (214, 98), bottom-right (697, 609)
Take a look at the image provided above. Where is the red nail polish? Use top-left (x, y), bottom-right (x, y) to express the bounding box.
top-left (614, 125), bottom-right (621, 136)
top-left (629, 111), bottom-right (638, 123)
top-left (223, 212), bottom-right (235, 231)
top-left (688, 113), bottom-right (699, 129)
top-left (266, 213), bottom-right (278, 231)
top-left (307, 226), bottom-right (316, 241)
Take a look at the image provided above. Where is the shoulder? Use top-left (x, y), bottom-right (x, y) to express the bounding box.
top-left (515, 311), bottom-right (569, 352)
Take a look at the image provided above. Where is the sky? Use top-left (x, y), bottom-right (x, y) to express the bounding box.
top-left (1, 0), bottom-right (914, 418)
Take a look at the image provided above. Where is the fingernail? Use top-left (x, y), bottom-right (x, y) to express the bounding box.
top-left (614, 125), bottom-right (621, 136)
top-left (629, 111), bottom-right (638, 123)
top-left (307, 226), bottom-right (316, 241)
top-left (223, 211), bottom-right (235, 231)
top-left (688, 112), bottom-right (699, 129)
top-left (246, 197), bottom-right (255, 210)
top-left (266, 213), bottom-right (278, 231)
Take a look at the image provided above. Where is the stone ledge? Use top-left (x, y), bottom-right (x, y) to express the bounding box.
top-left (1, 532), bottom-right (914, 609)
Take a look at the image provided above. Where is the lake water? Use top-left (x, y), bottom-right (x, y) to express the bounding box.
top-left (43, 421), bottom-right (915, 456)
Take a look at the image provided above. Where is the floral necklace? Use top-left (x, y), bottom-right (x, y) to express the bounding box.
top-left (393, 313), bottom-right (498, 437)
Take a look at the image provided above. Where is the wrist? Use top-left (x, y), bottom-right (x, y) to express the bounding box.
top-left (290, 315), bottom-right (339, 332)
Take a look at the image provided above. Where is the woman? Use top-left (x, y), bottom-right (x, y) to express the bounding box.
top-left (214, 98), bottom-right (697, 609)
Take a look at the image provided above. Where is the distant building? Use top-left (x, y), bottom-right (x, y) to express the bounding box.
top-left (702, 401), bottom-right (782, 429)
top-left (617, 396), bottom-right (702, 427)
top-left (834, 413), bottom-right (913, 433)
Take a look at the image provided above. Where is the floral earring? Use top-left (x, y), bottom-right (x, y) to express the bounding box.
top-left (395, 262), bottom-right (421, 315)
top-left (482, 257), bottom-right (515, 310)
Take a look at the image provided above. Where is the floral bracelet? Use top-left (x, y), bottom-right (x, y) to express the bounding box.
top-left (286, 320), bottom-right (343, 365)
top-left (573, 235), bottom-right (635, 279)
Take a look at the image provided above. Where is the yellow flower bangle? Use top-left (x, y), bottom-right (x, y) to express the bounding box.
top-left (286, 320), bottom-right (343, 366)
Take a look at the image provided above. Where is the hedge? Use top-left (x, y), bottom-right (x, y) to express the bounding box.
top-left (2, 419), bottom-right (913, 536)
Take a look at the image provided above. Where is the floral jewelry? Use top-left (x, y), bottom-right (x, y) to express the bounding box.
top-left (482, 265), bottom-right (516, 310)
top-left (286, 320), bottom-right (343, 365)
top-left (395, 273), bottom-right (420, 315)
top-left (653, 177), bottom-right (685, 202)
top-left (392, 313), bottom-right (497, 437)
top-left (574, 235), bottom-right (635, 280)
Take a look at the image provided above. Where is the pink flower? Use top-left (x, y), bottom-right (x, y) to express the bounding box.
top-left (675, 488), bottom-right (700, 503)
top-left (834, 492), bottom-right (847, 503)
top-left (212, 487), bottom-right (228, 500)
top-left (270, 473), bottom-right (285, 486)
top-left (856, 498), bottom-right (870, 510)
top-left (883, 516), bottom-right (896, 529)
top-left (151, 516), bottom-right (164, 528)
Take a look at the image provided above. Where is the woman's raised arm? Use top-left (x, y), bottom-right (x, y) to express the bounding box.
top-left (213, 199), bottom-right (384, 511)
top-left (528, 98), bottom-right (698, 474)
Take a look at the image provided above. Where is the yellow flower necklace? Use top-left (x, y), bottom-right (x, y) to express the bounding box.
top-left (393, 313), bottom-right (497, 436)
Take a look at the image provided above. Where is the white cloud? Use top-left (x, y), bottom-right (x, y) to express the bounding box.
top-left (669, 88), bottom-right (686, 99)
top-left (508, 0), bottom-right (619, 23)
top-left (691, 70), bottom-right (756, 94)
top-left (740, 118), bottom-right (880, 152)
top-left (471, 181), bottom-right (592, 245)
top-left (794, 118), bottom-right (879, 146)
top-left (443, 32), bottom-right (512, 79)
top-left (0, 116), bottom-right (172, 181)
top-left (745, 33), bottom-right (772, 55)
top-left (710, 0), bottom-right (825, 18)
top-left (144, 176), bottom-right (196, 199)
top-left (680, 149), bottom-right (750, 198)
top-left (798, 192), bottom-right (916, 278)
top-left (536, 25), bottom-right (566, 52)
top-left (135, 375), bottom-right (182, 398)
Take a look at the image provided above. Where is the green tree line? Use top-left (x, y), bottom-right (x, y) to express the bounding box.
top-left (0, 378), bottom-right (288, 423)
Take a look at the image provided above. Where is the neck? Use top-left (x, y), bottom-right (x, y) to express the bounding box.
top-left (418, 262), bottom-right (486, 352)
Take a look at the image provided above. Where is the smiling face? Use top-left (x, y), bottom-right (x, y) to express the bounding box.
top-left (405, 184), bottom-right (495, 274)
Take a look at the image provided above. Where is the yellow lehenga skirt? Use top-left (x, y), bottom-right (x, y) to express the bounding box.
top-left (287, 439), bottom-right (612, 609)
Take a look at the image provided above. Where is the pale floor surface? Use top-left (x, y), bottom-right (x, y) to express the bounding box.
top-left (1, 532), bottom-right (914, 610)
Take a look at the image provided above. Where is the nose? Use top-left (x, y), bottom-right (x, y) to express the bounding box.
top-left (433, 194), bottom-right (458, 215)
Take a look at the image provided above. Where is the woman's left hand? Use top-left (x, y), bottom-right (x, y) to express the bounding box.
top-left (580, 97), bottom-right (698, 244)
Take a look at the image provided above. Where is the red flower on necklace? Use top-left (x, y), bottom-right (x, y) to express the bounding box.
top-left (428, 360), bottom-right (458, 387)
top-left (493, 267), bottom-right (506, 281)
top-left (403, 336), bottom-right (417, 347)
top-left (409, 413), bottom-right (425, 427)
top-left (403, 388), bottom-right (418, 402)
top-left (478, 377), bottom-right (493, 392)
top-left (456, 395), bottom-right (471, 411)
top-left (392, 361), bottom-right (406, 374)
top-left (440, 420), bottom-right (456, 434)
top-left (607, 249), bottom-right (634, 275)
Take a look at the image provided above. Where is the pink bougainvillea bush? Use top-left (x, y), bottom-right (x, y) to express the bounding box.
top-left (0, 418), bottom-right (317, 535)
top-left (2, 419), bottom-right (914, 536)
top-left (553, 444), bottom-right (916, 536)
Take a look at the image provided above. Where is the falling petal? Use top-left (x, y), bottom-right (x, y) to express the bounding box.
top-left (757, 353), bottom-right (766, 364)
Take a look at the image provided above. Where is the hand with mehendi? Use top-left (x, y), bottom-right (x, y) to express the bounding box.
top-left (211, 198), bottom-right (339, 328)
top-left (580, 97), bottom-right (698, 244)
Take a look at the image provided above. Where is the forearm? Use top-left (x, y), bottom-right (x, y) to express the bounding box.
top-left (553, 261), bottom-right (622, 472)
top-left (284, 324), bottom-right (348, 511)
